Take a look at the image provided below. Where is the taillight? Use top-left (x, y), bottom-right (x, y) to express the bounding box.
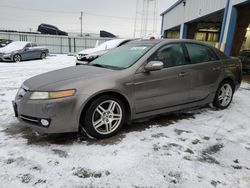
top-left (235, 59), bottom-right (242, 70)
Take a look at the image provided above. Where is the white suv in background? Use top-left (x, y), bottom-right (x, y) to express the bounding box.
top-left (76, 38), bottom-right (133, 65)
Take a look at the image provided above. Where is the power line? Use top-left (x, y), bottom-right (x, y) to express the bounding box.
top-left (1, 17), bottom-right (80, 25)
top-left (0, 5), bottom-right (136, 20)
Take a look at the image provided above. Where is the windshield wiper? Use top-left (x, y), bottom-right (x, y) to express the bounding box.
top-left (91, 63), bottom-right (107, 68)
top-left (90, 63), bottom-right (124, 70)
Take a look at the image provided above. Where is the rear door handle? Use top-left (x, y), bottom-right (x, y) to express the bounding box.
top-left (178, 72), bottom-right (189, 77)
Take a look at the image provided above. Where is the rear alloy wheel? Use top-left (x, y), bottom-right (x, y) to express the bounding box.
top-left (13, 54), bottom-right (21, 62)
top-left (82, 95), bottom-right (125, 139)
top-left (213, 81), bottom-right (234, 109)
top-left (40, 52), bottom-right (46, 59)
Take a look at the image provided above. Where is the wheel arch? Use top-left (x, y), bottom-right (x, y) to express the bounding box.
top-left (78, 90), bottom-right (131, 129)
top-left (13, 53), bottom-right (22, 61)
top-left (219, 77), bottom-right (236, 92)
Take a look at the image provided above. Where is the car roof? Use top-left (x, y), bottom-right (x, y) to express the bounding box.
top-left (102, 38), bottom-right (132, 45)
top-left (126, 39), bottom-right (215, 48)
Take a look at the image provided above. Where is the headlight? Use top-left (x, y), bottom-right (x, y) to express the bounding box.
top-left (30, 89), bottom-right (76, 100)
top-left (86, 55), bottom-right (98, 60)
top-left (77, 54), bottom-right (84, 59)
top-left (3, 53), bottom-right (12, 57)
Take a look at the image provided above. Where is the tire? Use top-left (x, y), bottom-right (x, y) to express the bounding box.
top-left (213, 80), bottom-right (234, 109)
top-left (40, 52), bottom-right (46, 59)
top-left (81, 95), bottom-right (126, 139)
top-left (13, 54), bottom-right (22, 62)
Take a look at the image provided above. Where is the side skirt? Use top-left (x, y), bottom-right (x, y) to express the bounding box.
top-left (131, 94), bottom-right (214, 120)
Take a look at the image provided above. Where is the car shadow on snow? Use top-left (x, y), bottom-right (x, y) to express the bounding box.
top-left (2, 122), bottom-right (78, 146)
top-left (0, 58), bottom-right (46, 64)
top-left (243, 74), bottom-right (250, 84)
top-left (3, 110), bottom-right (200, 146)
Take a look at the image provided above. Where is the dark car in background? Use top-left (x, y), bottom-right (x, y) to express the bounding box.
top-left (38, 24), bottom-right (68, 36)
top-left (239, 49), bottom-right (250, 73)
top-left (76, 39), bottom-right (133, 65)
top-left (0, 39), bottom-right (12, 47)
top-left (0, 41), bottom-right (49, 62)
top-left (13, 39), bottom-right (242, 139)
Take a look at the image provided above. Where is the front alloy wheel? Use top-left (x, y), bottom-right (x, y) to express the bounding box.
top-left (41, 52), bottom-right (46, 59)
top-left (82, 95), bottom-right (125, 139)
top-left (13, 54), bottom-right (21, 62)
top-left (92, 100), bottom-right (122, 135)
top-left (213, 81), bottom-right (234, 109)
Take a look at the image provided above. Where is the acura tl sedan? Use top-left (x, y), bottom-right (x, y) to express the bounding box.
top-left (0, 41), bottom-right (49, 62)
top-left (13, 39), bottom-right (242, 139)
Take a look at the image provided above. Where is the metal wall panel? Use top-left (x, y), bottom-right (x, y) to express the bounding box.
top-left (232, 0), bottom-right (249, 5)
top-left (0, 32), bottom-right (110, 54)
top-left (162, 0), bottom-right (226, 30)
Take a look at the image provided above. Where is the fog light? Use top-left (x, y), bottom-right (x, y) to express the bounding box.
top-left (40, 119), bottom-right (49, 127)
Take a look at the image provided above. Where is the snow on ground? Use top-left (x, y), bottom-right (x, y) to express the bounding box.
top-left (0, 55), bottom-right (250, 188)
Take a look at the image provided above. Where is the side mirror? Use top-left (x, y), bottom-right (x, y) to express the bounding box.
top-left (144, 61), bottom-right (164, 72)
top-left (24, 47), bottom-right (29, 51)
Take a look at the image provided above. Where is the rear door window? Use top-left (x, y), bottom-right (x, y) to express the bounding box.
top-left (185, 43), bottom-right (218, 64)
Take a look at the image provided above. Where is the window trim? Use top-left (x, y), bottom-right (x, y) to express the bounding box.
top-left (147, 42), bottom-right (188, 69)
top-left (183, 42), bottom-right (219, 64)
top-left (31, 43), bottom-right (38, 47)
top-left (25, 43), bottom-right (31, 48)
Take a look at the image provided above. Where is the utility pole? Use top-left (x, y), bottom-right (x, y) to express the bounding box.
top-left (80, 11), bottom-right (83, 37)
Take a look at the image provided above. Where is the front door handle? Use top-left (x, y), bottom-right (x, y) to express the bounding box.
top-left (178, 72), bottom-right (189, 77)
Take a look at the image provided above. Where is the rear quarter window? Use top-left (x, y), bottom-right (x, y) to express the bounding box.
top-left (215, 49), bottom-right (231, 60)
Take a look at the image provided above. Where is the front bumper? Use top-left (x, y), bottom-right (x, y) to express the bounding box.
top-left (0, 54), bottom-right (13, 62)
top-left (13, 90), bottom-right (85, 134)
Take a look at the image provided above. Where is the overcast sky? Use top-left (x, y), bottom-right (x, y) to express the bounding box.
top-left (0, 0), bottom-right (177, 37)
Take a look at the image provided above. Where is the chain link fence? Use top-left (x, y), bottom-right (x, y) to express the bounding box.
top-left (0, 32), bottom-right (111, 54)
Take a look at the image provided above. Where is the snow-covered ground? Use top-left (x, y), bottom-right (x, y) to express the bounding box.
top-left (0, 55), bottom-right (250, 188)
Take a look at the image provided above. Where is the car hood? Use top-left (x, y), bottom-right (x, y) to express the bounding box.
top-left (78, 48), bottom-right (100, 55)
top-left (0, 48), bottom-right (15, 53)
top-left (23, 65), bottom-right (114, 90)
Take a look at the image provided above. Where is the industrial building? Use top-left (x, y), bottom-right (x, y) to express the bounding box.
top-left (160, 0), bottom-right (250, 56)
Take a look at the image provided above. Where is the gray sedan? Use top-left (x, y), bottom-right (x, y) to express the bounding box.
top-left (0, 41), bottom-right (49, 62)
top-left (13, 39), bottom-right (242, 139)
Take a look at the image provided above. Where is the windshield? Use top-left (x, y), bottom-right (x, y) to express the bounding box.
top-left (89, 45), bottom-right (151, 69)
top-left (1, 41), bottom-right (27, 52)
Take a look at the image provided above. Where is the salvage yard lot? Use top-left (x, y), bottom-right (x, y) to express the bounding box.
top-left (0, 55), bottom-right (250, 188)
